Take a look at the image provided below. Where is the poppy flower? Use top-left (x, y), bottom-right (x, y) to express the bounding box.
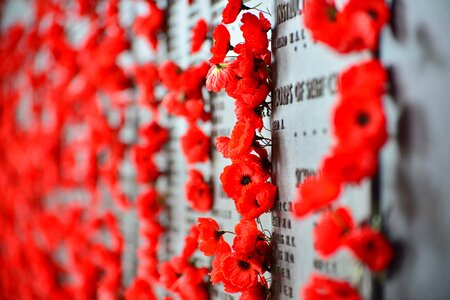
top-left (302, 274), bottom-right (361, 300)
top-left (240, 279), bottom-right (269, 300)
top-left (237, 83), bottom-right (270, 108)
top-left (132, 0), bottom-right (165, 49)
top-left (182, 98), bottom-right (206, 124)
top-left (136, 188), bottom-right (160, 219)
top-left (234, 101), bottom-right (264, 132)
top-left (343, 227), bottom-right (393, 272)
top-left (197, 217), bottom-right (224, 256)
top-left (133, 63), bottom-right (159, 107)
top-left (303, 0), bottom-right (389, 53)
top-left (235, 182), bottom-right (276, 219)
top-left (162, 91), bottom-right (187, 117)
top-left (339, 0), bottom-right (390, 52)
top-left (125, 277), bottom-right (156, 300)
top-left (132, 145), bottom-right (161, 183)
top-left (221, 252), bottom-right (262, 289)
top-left (220, 159), bottom-right (269, 200)
top-left (159, 60), bottom-right (182, 91)
top-left (185, 169), bottom-right (213, 212)
top-left (210, 24), bottom-right (231, 64)
top-left (303, 0), bottom-right (346, 51)
top-left (333, 93), bottom-right (387, 151)
top-left (216, 120), bottom-right (254, 159)
top-left (181, 62), bottom-right (209, 96)
top-left (191, 19), bottom-right (208, 53)
top-left (240, 13), bottom-right (270, 55)
top-left (159, 259), bottom-right (186, 291)
top-left (180, 125), bottom-right (210, 163)
top-left (321, 144), bottom-right (377, 184)
top-left (181, 225), bottom-right (199, 260)
top-left (210, 240), bottom-right (240, 292)
top-left (205, 61), bottom-right (236, 92)
top-left (222, 0), bottom-right (246, 24)
top-left (339, 60), bottom-right (386, 98)
top-left (314, 207), bottom-right (355, 257)
top-left (139, 121), bottom-right (169, 153)
top-left (232, 219), bottom-right (259, 254)
top-left (292, 175), bottom-right (341, 218)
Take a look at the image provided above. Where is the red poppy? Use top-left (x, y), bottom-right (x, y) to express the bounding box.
top-left (314, 207), bottom-right (355, 257)
top-left (181, 225), bottom-right (199, 260)
top-left (222, 0), bottom-right (245, 24)
top-left (159, 259), bottom-right (186, 291)
top-left (197, 217), bottom-right (224, 256)
top-left (240, 12), bottom-right (270, 55)
top-left (162, 91), bottom-right (187, 117)
top-left (302, 274), bottom-right (361, 300)
top-left (303, 0), bottom-right (389, 53)
top-left (136, 188), bottom-right (160, 219)
top-left (133, 63), bottom-right (159, 107)
top-left (216, 120), bottom-right (254, 159)
top-left (343, 227), bottom-right (393, 272)
top-left (125, 277), bottom-right (156, 300)
top-left (237, 83), bottom-right (270, 108)
top-left (191, 19), bottom-right (208, 53)
top-left (139, 121), bottom-right (169, 153)
top-left (221, 252), bottom-right (262, 289)
top-left (185, 169), bottom-right (212, 212)
top-left (159, 60), bottom-right (183, 90)
top-left (132, 145), bottom-right (161, 183)
top-left (206, 61), bottom-right (237, 92)
top-left (340, 0), bottom-right (390, 51)
top-left (339, 60), bottom-right (386, 98)
top-left (181, 62), bottom-right (209, 96)
top-left (180, 125), bottom-right (210, 163)
top-left (321, 144), bottom-right (377, 184)
top-left (292, 175), bottom-right (341, 218)
top-left (235, 182), bottom-right (276, 219)
top-left (220, 159), bottom-right (269, 200)
top-left (232, 218), bottom-right (259, 254)
top-left (210, 240), bottom-right (240, 292)
top-left (333, 93), bottom-right (387, 151)
top-left (132, 0), bottom-right (165, 50)
top-left (210, 25), bottom-right (231, 64)
top-left (186, 98), bottom-right (207, 124)
top-left (303, 0), bottom-right (346, 51)
top-left (234, 101), bottom-right (264, 132)
top-left (240, 279), bottom-right (269, 300)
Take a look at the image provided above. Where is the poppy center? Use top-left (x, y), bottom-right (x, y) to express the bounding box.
top-left (238, 260), bottom-right (250, 270)
top-left (327, 6), bottom-right (338, 22)
top-left (356, 111), bottom-right (370, 126)
top-left (240, 175), bottom-right (252, 186)
top-left (367, 9), bottom-right (378, 20)
top-left (365, 240), bottom-right (376, 252)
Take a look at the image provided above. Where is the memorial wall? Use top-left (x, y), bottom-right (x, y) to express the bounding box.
top-left (0, 0), bottom-right (450, 299)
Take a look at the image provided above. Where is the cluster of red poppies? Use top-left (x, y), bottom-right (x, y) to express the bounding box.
top-left (0, 0), bottom-right (152, 297)
top-left (158, 59), bottom-right (214, 212)
top-left (199, 0), bottom-right (275, 298)
top-left (294, 0), bottom-right (393, 298)
top-left (130, 107), bottom-right (169, 298)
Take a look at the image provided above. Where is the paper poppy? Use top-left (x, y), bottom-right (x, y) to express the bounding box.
top-left (302, 274), bottom-right (361, 300)
top-left (220, 159), bottom-right (269, 200)
top-left (292, 175), bottom-right (341, 218)
top-left (190, 19), bottom-right (208, 53)
top-left (235, 182), bottom-right (276, 219)
top-left (314, 207), bottom-right (355, 257)
top-left (197, 217), bottom-right (224, 256)
top-left (343, 227), bottom-right (393, 272)
top-left (180, 125), bottom-right (210, 163)
top-left (185, 169), bottom-right (213, 212)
